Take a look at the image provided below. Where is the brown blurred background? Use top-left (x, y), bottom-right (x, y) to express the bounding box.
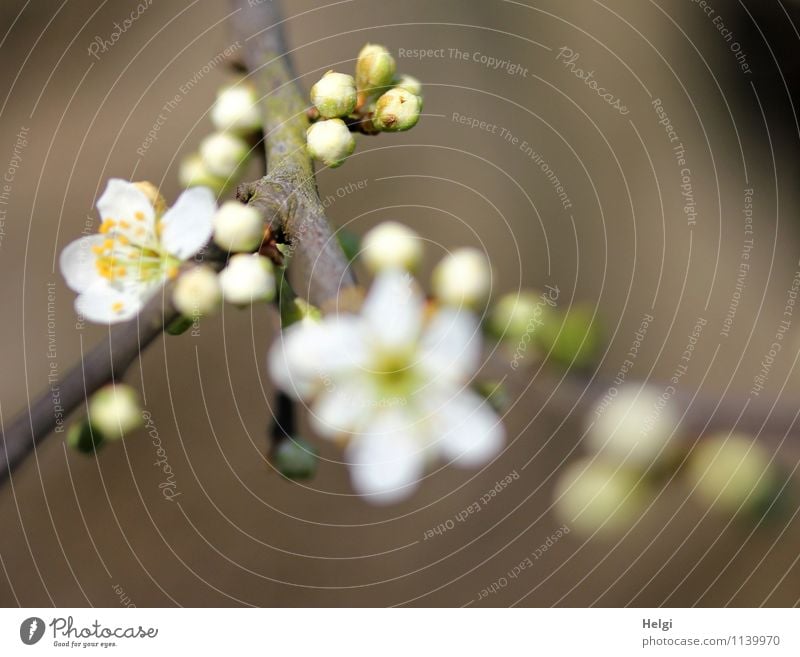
top-left (2, 0), bottom-right (800, 606)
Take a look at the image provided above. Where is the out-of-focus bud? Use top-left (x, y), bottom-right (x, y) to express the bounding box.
top-left (686, 433), bottom-right (778, 515)
top-left (272, 437), bottom-right (319, 479)
top-left (587, 385), bottom-right (679, 470)
top-left (172, 265), bottom-right (222, 318)
top-left (361, 221), bottom-right (422, 272)
top-left (336, 228), bottom-right (361, 263)
top-left (537, 304), bottom-right (601, 368)
top-left (67, 419), bottom-right (105, 454)
top-left (487, 291), bottom-right (549, 342)
top-left (213, 200), bottom-right (264, 253)
top-left (372, 88), bottom-right (422, 132)
top-left (306, 119), bottom-right (355, 168)
top-left (394, 74), bottom-right (422, 97)
top-left (554, 457), bottom-right (646, 536)
top-left (219, 254), bottom-right (276, 305)
top-left (88, 384), bottom-right (143, 441)
top-left (355, 43), bottom-right (396, 96)
top-left (310, 71), bottom-right (357, 119)
top-left (432, 248), bottom-right (491, 308)
top-left (178, 153), bottom-right (228, 194)
top-left (210, 82), bottom-right (262, 134)
top-left (199, 132), bottom-right (249, 178)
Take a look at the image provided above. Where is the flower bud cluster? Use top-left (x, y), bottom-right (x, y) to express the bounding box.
top-left (179, 79), bottom-right (262, 194)
top-left (306, 44), bottom-right (422, 168)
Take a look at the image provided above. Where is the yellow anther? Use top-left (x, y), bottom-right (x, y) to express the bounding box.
top-left (111, 302), bottom-right (124, 313)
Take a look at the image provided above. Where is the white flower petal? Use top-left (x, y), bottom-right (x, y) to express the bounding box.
top-left (268, 315), bottom-right (367, 400)
top-left (75, 281), bottom-right (147, 324)
top-left (310, 378), bottom-right (372, 439)
top-left (419, 308), bottom-right (482, 383)
top-left (96, 179), bottom-right (155, 228)
top-left (361, 268), bottom-right (424, 350)
top-left (161, 186), bottom-right (217, 259)
top-left (59, 235), bottom-right (106, 293)
top-left (346, 413), bottom-right (425, 504)
top-left (432, 389), bottom-right (504, 467)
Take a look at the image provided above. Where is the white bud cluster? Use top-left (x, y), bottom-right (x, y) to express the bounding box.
top-left (305, 44), bottom-right (422, 168)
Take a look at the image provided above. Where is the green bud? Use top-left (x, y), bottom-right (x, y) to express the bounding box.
top-left (394, 74), bottom-right (422, 97)
top-left (554, 458), bottom-right (646, 536)
top-left (336, 228), bottom-right (361, 263)
top-left (487, 291), bottom-right (551, 342)
top-left (355, 43), bottom-right (396, 96)
top-left (306, 119), bottom-right (355, 168)
top-left (687, 433), bottom-right (779, 515)
top-left (372, 88), bottom-right (422, 132)
top-left (311, 71), bottom-right (357, 119)
top-left (273, 437), bottom-right (318, 479)
top-left (67, 419), bottom-right (105, 454)
top-left (165, 315), bottom-right (194, 335)
top-left (178, 153), bottom-right (228, 194)
top-left (537, 304), bottom-right (601, 368)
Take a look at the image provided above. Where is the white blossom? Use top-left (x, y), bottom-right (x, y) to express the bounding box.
top-left (306, 119), bottom-right (355, 168)
top-left (213, 200), bottom-right (263, 252)
top-left (199, 132), bottom-right (249, 178)
top-left (60, 179), bottom-right (216, 323)
top-left (89, 383), bottom-right (142, 440)
top-left (432, 248), bottom-right (491, 308)
top-left (210, 83), bottom-right (261, 134)
top-left (173, 265), bottom-right (222, 317)
top-left (268, 269), bottom-right (504, 504)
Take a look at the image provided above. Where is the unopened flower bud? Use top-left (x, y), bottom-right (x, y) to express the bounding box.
top-left (88, 384), bottom-right (142, 441)
top-left (687, 433), bottom-right (778, 515)
top-left (306, 119), bottom-right (355, 168)
top-left (373, 88), bottom-right (422, 132)
top-left (432, 248), bottom-right (491, 307)
top-left (588, 386), bottom-right (679, 469)
top-left (219, 254), bottom-right (276, 305)
top-left (362, 221), bottom-right (422, 272)
top-left (537, 304), bottom-right (601, 369)
top-left (554, 458), bottom-right (646, 536)
top-left (273, 437), bottom-right (318, 479)
top-left (356, 43), bottom-right (396, 96)
top-left (213, 200), bottom-right (263, 252)
top-left (211, 82), bottom-right (261, 134)
top-left (487, 291), bottom-right (549, 342)
top-left (173, 265), bottom-right (222, 318)
top-left (67, 419), bottom-right (105, 454)
top-left (199, 132), bottom-right (249, 178)
top-left (178, 153), bottom-right (228, 194)
top-left (394, 74), bottom-right (422, 97)
top-left (310, 71), bottom-right (357, 119)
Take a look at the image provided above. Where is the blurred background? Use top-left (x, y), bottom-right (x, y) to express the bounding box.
top-left (1, 0), bottom-right (800, 606)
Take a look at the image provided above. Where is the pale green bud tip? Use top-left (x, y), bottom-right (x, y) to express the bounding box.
top-left (213, 200), bottom-right (264, 252)
top-left (356, 43), bottom-right (396, 93)
top-left (306, 119), bottom-right (355, 168)
top-left (488, 291), bottom-right (549, 341)
top-left (432, 248), bottom-right (491, 307)
top-left (538, 304), bottom-right (601, 368)
top-left (394, 74), bottom-right (422, 97)
top-left (199, 132), bottom-right (249, 178)
top-left (687, 434), bottom-right (777, 514)
top-left (211, 82), bottom-right (261, 133)
top-left (554, 458), bottom-right (645, 536)
top-left (310, 71), bottom-right (357, 119)
top-left (88, 384), bottom-right (143, 441)
top-left (219, 254), bottom-right (276, 306)
top-left (373, 88), bottom-right (421, 132)
top-left (179, 153), bottom-right (227, 193)
top-left (173, 265), bottom-right (222, 318)
top-left (588, 386), bottom-right (679, 469)
top-left (362, 221), bottom-right (422, 272)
